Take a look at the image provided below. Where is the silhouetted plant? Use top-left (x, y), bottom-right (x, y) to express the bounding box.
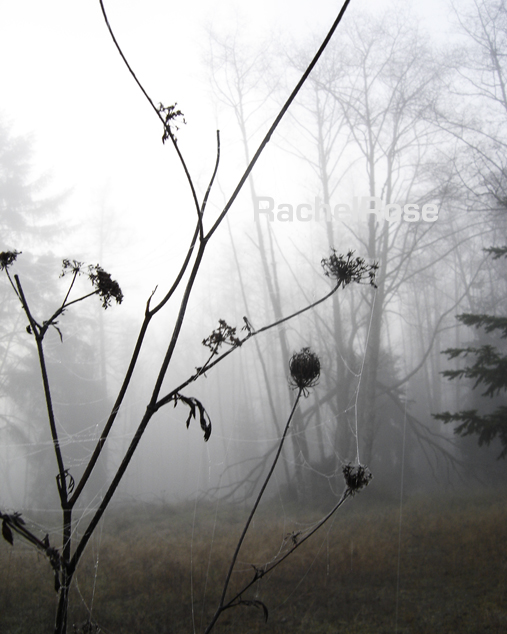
top-left (202, 319), bottom-right (242, 355)
top-left (0, 2), bottom-right (383, 633)
top-left (204, 351), bottom-right (374, 631)
top-left (59, 259), bottom-right (123, 309)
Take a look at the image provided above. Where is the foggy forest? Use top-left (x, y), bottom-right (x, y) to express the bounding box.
top-left (1, 0), bottom-right (507, 633)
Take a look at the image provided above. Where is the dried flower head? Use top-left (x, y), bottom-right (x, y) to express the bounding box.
top-left (289, 347), bottom-right (321, 396)
top-left (158, 102), bottom-right (186, 144)
top-left (321, 249), bottom-right (378, 289)
top-left (87, 265), bottom-right (123, 309)
top-left (342, 463), bottom-right (372, 495)
top-left (0, 250), bottom-right (21, 271)
top-left (60, 260), bottom-right (123, 309)
top-left (202, 319), bottom-right (241, 356)
top-left (60, 259), bottom-right (84, 277)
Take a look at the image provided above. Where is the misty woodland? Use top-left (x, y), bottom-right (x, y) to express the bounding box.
top-left (1, 1), bottom-right (507, 633)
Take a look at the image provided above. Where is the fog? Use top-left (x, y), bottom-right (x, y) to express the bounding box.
top-left (1, 1), bottom-right (507, 632)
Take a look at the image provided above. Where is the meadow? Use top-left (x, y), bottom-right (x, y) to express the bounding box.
top-left (1, 486), bottom-right (506, 634)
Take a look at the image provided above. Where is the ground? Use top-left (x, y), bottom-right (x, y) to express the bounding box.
top-left (1, 486), bottom-right (506, 633)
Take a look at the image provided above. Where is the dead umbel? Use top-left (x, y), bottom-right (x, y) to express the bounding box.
top-left (342, 463), bottom-right (372, 495)
top-left (289, 347), bottom-right (321, 394)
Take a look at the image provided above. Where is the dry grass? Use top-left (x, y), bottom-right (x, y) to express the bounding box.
top-left (1, 487), bottom-right (506, 633)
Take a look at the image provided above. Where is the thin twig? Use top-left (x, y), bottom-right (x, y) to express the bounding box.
top-left (13, 275), bottom-right (68, 502)
top-left (98, 0), bottom-right (202, 218)
top-left (199, 130), bottom-right (221, 241)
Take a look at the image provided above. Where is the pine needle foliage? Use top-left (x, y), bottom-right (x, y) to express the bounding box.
top-left (433, 246), bottom-right (507, 458)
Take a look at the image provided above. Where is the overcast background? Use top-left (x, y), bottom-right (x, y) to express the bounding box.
top-left (1, 0), bottom-right (505, 506)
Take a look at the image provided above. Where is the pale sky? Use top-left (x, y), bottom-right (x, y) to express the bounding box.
top-left (0, 0), bottom-right (455, 298)
top-left (0, 0), bottom-right (452, 184)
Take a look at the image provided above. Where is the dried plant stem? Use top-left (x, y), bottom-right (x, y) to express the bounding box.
top-left (70, 219), bottom-right (202, 505)
top-left (71, 242), bottom-right (209, 571)
top-left (156, 281), bottom-right (342, 409)
top-left (221, 487), bottom-right (351, 612)
top-left (13, 276), bottom-right (67, 500)
top-left (204, 389), bottom-right (303, 634)
top-left (98, 0), bottom-right (201, 218)
top-left (13, 275), bottom-right (73, 634)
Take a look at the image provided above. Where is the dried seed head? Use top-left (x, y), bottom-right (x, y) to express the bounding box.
top-left (289, 347), bottom-right (320, 395)
top-left (342, 463), bottom-right (372, 495)
top-left (321, 249), bottom-right (378, 289)
top-left (0, 250), bottom-right (21, 271)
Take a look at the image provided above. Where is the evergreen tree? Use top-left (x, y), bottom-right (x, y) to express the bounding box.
top-left (0, 118), bottom-right (68, 504)
top-left (0, 119), bottom-right (63, 247)
top-left (434, 247), bottom-right (507, 458)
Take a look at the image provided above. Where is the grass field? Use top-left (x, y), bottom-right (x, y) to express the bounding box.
top-left (1, 486), bottom-right (506, 633)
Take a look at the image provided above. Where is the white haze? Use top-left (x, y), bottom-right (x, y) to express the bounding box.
top-left (0, 0), bottom-right (480, 509)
